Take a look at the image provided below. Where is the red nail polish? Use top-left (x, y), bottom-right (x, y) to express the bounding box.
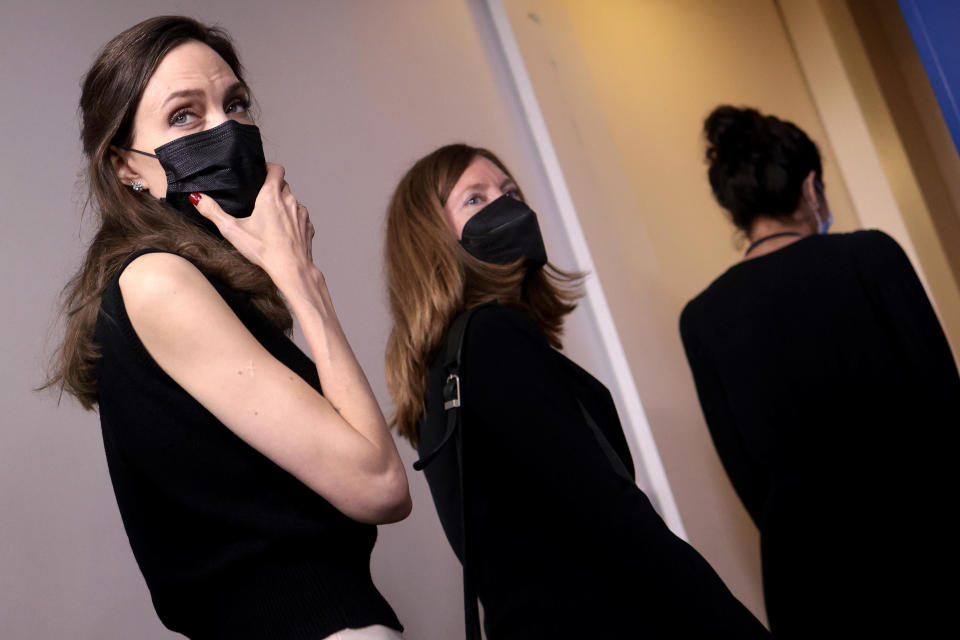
top-left (189, 193), bottom-right (201, 206)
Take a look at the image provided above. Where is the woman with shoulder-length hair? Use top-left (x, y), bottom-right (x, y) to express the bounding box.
top-left (384, 143), bottom-right (771, 639)
top-left (681, 105), bottom-right (960, 638)
top-left (45, 16), bottom-right (409, 639)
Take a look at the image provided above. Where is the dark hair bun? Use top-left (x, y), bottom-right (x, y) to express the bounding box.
top-left (704, 105), bottom-right (822, 231)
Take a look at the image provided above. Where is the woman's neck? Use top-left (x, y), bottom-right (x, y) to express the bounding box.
top-left (742, 216), bottom-right (812, 260)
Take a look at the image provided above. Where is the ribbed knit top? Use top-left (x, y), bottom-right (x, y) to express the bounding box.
top-left (95, 249), bottom-right (401, 639)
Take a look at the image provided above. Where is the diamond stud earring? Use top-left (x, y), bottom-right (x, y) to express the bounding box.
top-left (131, 180), bottom-right (143, 192)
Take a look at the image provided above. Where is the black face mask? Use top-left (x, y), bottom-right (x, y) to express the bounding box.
top-left (459, 194), bottom-right (547, 269)
top-left (124, 120), bottom-right (267, 231)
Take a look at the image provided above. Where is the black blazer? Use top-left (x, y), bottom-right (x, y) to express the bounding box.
top-left (681, 231), bottom-right (959, 638)
top-left (419, 303), bottom-right (769, 640)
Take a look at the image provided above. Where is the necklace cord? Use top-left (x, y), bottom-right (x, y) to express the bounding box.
top-left (744, 231), bottom-right (802, 256)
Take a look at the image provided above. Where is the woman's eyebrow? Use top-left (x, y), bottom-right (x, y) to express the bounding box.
top-left (455, 183), bottom-right (485, 200)
top-left (224, 81), bottom-right (248, 97)
top-left (160, 82), bottom-right (247, 108)
top-left (161, 88), bottom-right (204, 108)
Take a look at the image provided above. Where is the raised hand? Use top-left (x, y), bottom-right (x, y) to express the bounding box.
top-left (191, 162), bottom-right (316, 288)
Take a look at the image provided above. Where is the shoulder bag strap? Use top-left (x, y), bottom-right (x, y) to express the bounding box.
top-left (412, 303), bottom-right (490, 640)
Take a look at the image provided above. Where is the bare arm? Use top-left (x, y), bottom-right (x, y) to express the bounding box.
top-left (121, 164), bottom-right (411, 524)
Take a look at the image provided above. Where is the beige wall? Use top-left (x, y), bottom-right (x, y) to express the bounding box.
top-left (841, 0), bottom-right (960, 350)
top-left (503, 0), bottom-right (867, 624)
top-left (780, 0), bottom-right (960, 358)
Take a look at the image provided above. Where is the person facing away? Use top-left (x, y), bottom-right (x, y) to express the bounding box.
top-left (44, 16), bottom-right (410, 640)
top-left (383, 143), bottom-right (771, 639)
top-left (680, 105), bottom-right (960, 639)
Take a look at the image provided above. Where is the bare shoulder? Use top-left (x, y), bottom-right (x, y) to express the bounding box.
top-left (119, 252), bottom-right (213, 304)
top-left (118, 252), bottom-right (226, 333)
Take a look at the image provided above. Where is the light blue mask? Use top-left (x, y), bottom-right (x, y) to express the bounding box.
top-left (817, 207), bottom-right (833, 234)
top-left (812, 178), bottom-right (832, 234)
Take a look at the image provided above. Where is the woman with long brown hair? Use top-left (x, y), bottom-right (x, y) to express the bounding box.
top-left (46, 16), bottom-right (408, 639)
top-left (384, 143), bottom-right (770, 639)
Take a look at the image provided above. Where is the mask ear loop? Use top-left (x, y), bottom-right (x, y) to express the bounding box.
top-left (803, 174), bottom-right (823, 230)
top-left (120, 146), bottom-right (159, 159)
top-left (810, 199), bottom-right (823, 228)
top-left (111, 145), bottom-right (156, 192)
top-left (812, 177), bottom-right (833, 233)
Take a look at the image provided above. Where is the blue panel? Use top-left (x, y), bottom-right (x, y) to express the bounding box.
top-left (899, 0), bottom-right (960, 157)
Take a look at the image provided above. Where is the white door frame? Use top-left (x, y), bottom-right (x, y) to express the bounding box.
top-left (481, 0), bottom-right (687, 539)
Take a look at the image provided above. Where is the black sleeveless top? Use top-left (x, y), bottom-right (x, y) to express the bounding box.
top-left (95, 249), bottom-right (401, 639)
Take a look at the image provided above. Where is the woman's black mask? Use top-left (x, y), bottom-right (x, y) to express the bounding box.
top-left (123, 120), bottom-right (267, 231)
top-left (459, 195), bottom-right (547, 269)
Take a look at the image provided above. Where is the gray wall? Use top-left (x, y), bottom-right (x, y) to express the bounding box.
top-left (0, 1), bottom-right (615, 638)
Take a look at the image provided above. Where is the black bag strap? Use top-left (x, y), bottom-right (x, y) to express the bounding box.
top-left (412, 303), bottom-right (488, 640)
top-left (412, 303), bottom-right (486, 471)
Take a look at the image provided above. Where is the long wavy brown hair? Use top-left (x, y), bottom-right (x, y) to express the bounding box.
top-left (44, 16), bottom-right (290, 410)
top-left (385, 144), bottom-right (584, 444)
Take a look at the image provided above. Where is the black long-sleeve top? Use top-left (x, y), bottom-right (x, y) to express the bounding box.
top-left (95, 249), bottom-right (401, 639)
top-left (680, 230), bottom-right (959, 638)
top-left (419, 303), bottom-right (770, 639)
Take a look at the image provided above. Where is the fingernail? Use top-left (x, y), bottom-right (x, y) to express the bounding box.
top-left (189, 193), bottom-right (201, 206)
